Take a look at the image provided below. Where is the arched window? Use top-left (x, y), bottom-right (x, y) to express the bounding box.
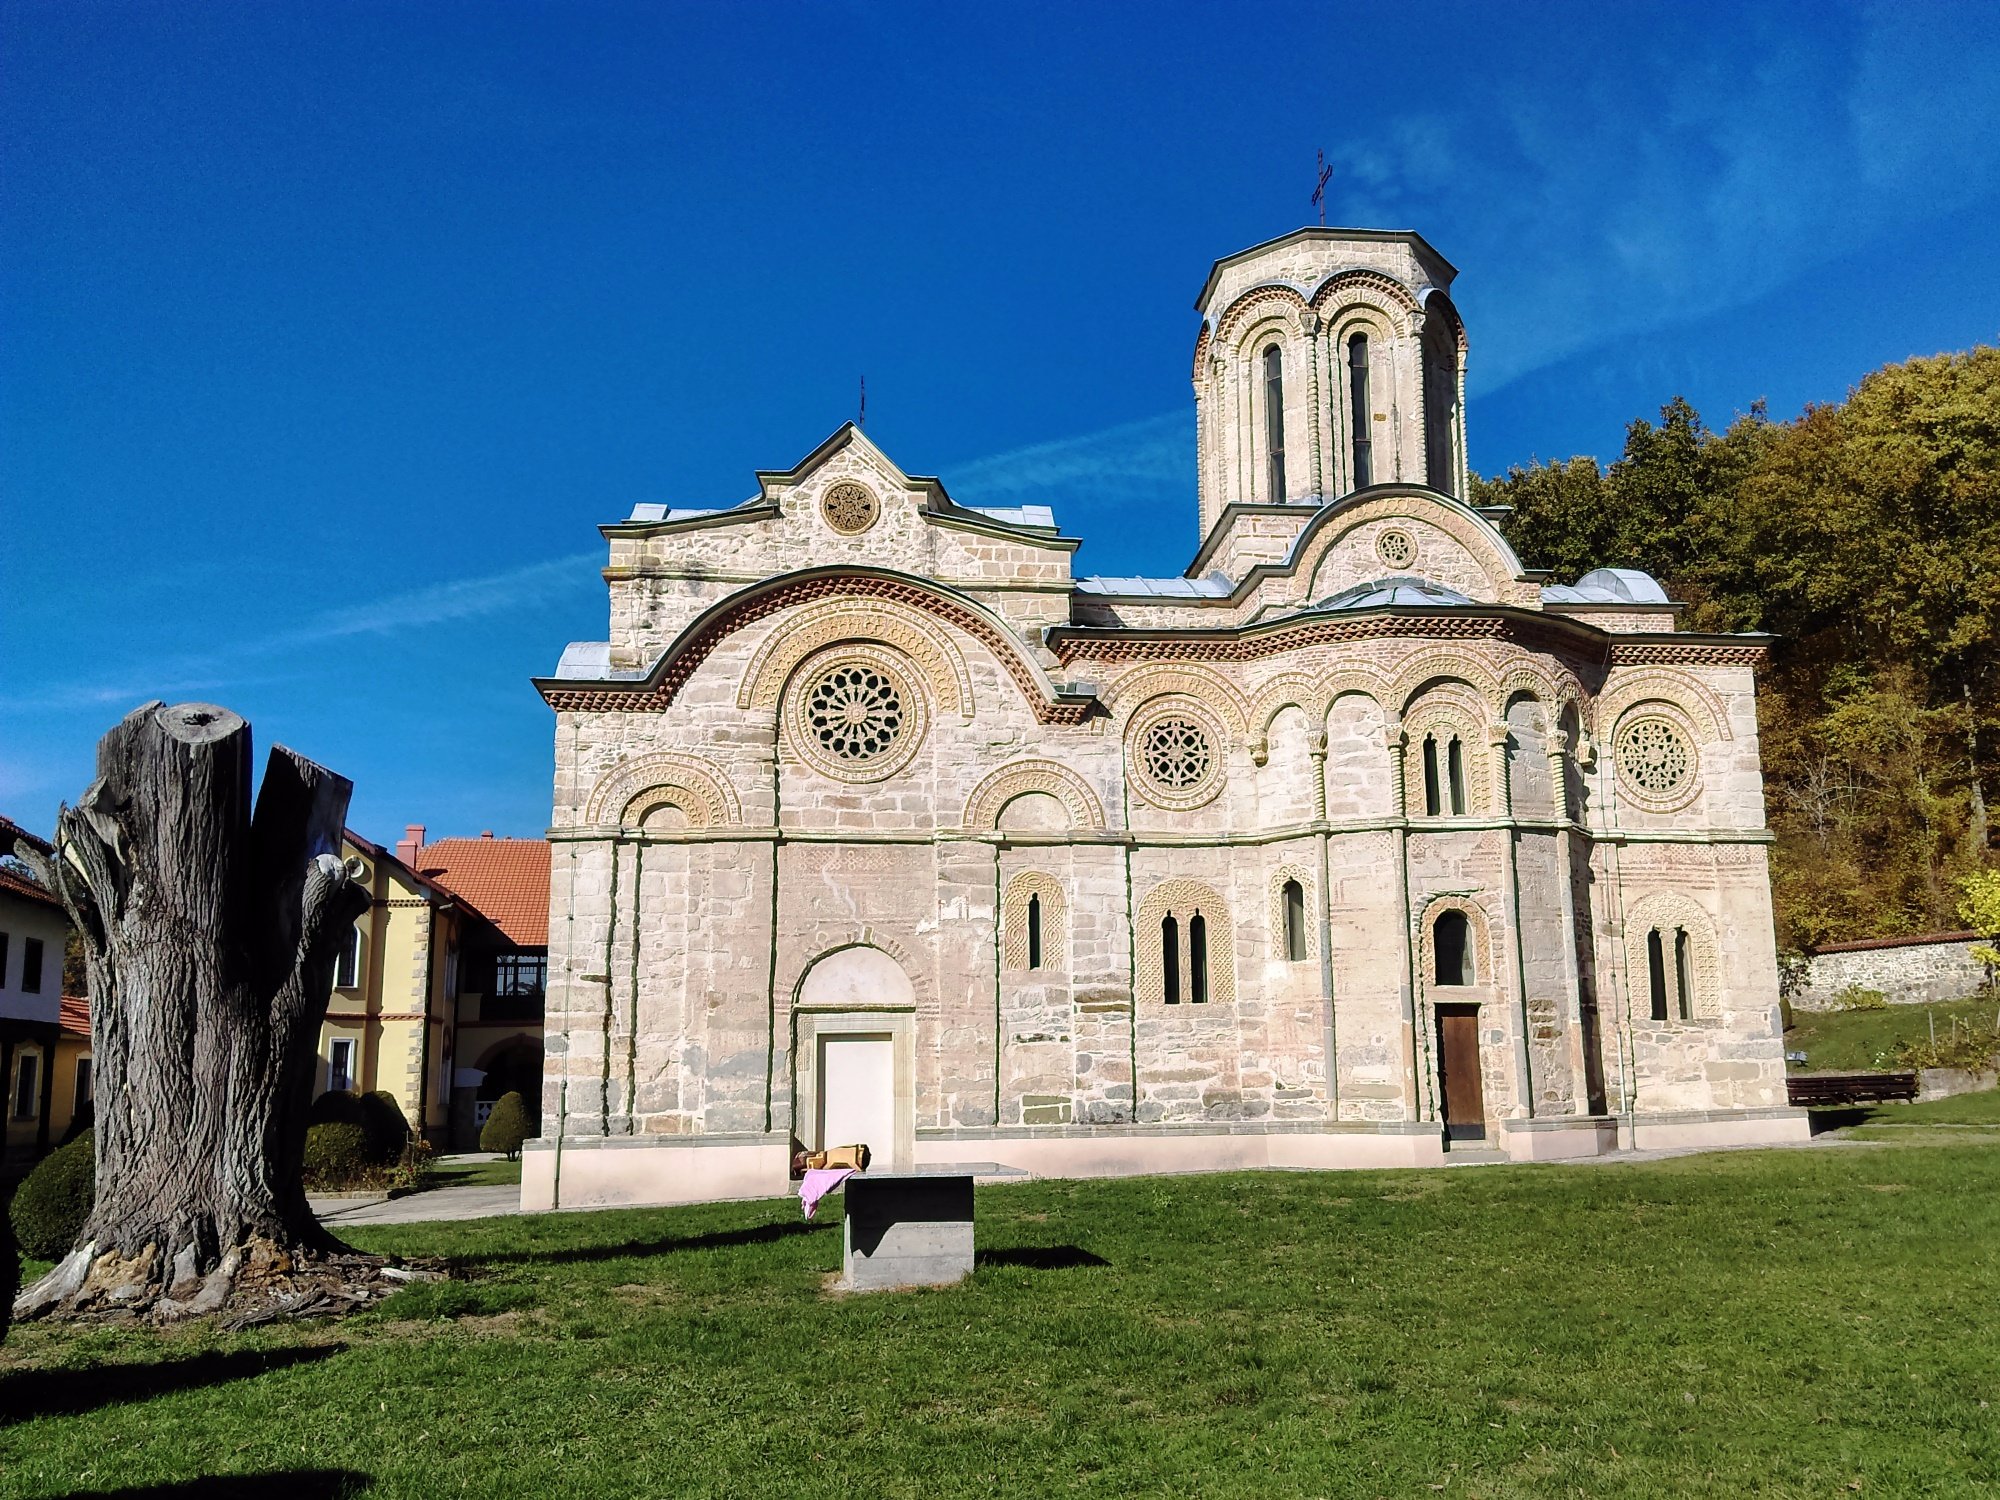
top-left (1422, 310), bottom-right (1459, 496)
top-left (1263, 344), bottom-right (1287, 498)
top-left (1282, 879), bottom-right (1307, 963)
top-left (1027, 894), bottom-right (1043, 971)
top-left (1673, 927), bottom-right (1694, 1021)
top-left (1162, 914), bottom-right (1181, 1004)
top-left (1447, 736), bottom-right (1468, 815)
top-left (1422, 734), bottom-right (1442, 816)
top-left (1348, 333), bottom-right (1373, 488)
top-left (1435, 910), bottom-right (1472, 986)
top-left (1189, 912), bottom-right (1209, 1003)
top-left (1646, 929), bottom-right (1670, 1021)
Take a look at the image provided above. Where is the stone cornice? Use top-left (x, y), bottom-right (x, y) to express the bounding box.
top-left (536, 567), bottom-right (1098, 723)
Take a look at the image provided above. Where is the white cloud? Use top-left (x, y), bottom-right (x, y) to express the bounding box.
top-left (10, 552), bottom-right (602, 714)
top-left (945, 411), bottom-right (1191, 505)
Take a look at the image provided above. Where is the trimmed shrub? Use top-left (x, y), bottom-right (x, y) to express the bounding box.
top-left (2, 1183), bottom-right (18, 1344)
top-left (480, 1092), bottom-right (532, 1160)
top-left (310, 1089), bottom-right (410, 1164)
top-left (359, 1090), bottom-right (410, 1163)
top-left (1835, 984), bottom-right (1890, 1012)
top-left (10, 1129), bottom-right (95, 1261)
top-left (302, 1122), bottom-right (374, 1189)
top-left (309, 1089), bottom-right (367, 1128)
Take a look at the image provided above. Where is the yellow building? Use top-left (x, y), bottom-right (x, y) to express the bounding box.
top-left (315, 830), bottom-right (461, 1143)
top-left (314, 827), bottom-right (549, 1149)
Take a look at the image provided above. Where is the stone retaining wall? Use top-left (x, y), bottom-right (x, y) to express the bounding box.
top-left (1793, 931), bottom-right (1989, 1011)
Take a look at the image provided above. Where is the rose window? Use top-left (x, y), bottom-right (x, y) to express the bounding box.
top-left (821, 481), bottom-right (880, 535)
top-left (1616, 716), bottom-right (1694, 800)
top-left (806, 664), bottom-right (904, 762)
top-left (1376, 528), bottom-right (1417, 567)
top-left (1142, 718), bottom-right (1213, 791)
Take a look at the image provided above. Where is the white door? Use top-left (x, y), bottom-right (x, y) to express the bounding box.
top-left (818, 1033), bottom-right (894, 1157)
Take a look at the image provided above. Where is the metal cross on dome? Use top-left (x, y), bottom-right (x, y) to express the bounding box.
top-left (1312, 149), bottom-right (1332, 226)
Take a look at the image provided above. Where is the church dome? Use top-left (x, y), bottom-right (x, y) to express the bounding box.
top-left (1309, 575), bottom-right (1474, 611)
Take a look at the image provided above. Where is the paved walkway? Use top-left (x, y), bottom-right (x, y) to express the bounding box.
top-left (313, 1183), bottom-right (522, 1226)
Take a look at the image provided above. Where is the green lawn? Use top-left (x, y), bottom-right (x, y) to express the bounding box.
top-left (4, 1145), bottom-right (1998, 1498)
top-left (421, 1155), bottom-right (523, 1190)
top-left (1785, 992), bottom-right (2000, 1071)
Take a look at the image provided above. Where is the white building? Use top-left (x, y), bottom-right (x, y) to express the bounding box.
top-left (526, 227), bottom-right (1806, 1210)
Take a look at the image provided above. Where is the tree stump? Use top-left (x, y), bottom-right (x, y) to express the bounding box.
top-left (12, 702), bottom-right (431, 1323)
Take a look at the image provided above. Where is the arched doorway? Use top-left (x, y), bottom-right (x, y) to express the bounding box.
top-left (792, 945), bottom-right (917, 1171)
top-left (474, 1037), bottom-right (543, 1138)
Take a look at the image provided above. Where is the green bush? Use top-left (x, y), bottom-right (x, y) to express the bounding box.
top-left (9, 1129), bottom-right (95, 1261)
top-left (2, 1182), bottom-right (18, 1345)
top-left (310, 1089), bottom-right (410, 1164)
top-left (302, 1122), bottom-right (375, 1189)
top-left (359, 1090), bottom-right (410, 1162)
top-left (1834, 984), bottom-right (1889, 1012)
top-left (480, 1092), bottom-right (532, 1160)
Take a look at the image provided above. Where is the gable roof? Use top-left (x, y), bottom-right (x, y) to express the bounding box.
top-left (417, 837), bottom-right (551, 946)
top-left (0, 863), bottom-right (64, 913)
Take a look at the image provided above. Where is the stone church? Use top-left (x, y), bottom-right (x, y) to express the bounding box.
top-left (525, 226), bottom-right (1805, 1210)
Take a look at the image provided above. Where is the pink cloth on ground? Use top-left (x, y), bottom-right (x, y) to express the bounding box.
top-left (799, 1166), bottom-right (857, 1219)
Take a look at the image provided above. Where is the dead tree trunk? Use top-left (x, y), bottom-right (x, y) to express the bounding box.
top-left (12, 702), bottom-right (410, 1323)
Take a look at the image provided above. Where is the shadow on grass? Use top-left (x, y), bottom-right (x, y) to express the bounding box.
top-left (976, 1245), bottom-right (1109, 1270)
top-left (1808, 1106), bottom-right (1877, 1135)
top-left (58, 1469), bottom-right (368, 1499)
top-left (0, 1345), bottom-right (345, 1428)
top-left (468, 1218), bottom-right (832, 1267)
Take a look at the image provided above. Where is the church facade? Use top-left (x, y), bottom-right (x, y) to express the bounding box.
top-left (525, 227), bottom-right (1806, 1210)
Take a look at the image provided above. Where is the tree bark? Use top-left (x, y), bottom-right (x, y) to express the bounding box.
top-left (11, 702), bottom-right (406, 1322)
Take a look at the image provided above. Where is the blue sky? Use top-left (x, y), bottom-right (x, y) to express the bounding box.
top-left (5, 1), bottom-right (1998, 843)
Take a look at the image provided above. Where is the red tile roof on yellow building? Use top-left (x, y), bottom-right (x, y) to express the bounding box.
top-left (417, 836), bottom-right (551, 947)
top-left (60, 994), bottom-right (89, 1037)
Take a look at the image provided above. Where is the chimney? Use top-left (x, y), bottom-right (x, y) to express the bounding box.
top-left (396, 824), bottom-right (425, 865)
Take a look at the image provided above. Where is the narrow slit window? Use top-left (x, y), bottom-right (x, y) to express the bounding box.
top-left (1348, 333), bottom-right (1373, 488)
top-left (1434, 910), bottom-right (1472, 986)
top-left (1422, 735), bottom-right (1442, 816)
top-left (1162, 915), bottom-right (1180, 1004)
top-left (1673, 927), bottom-right (1694, 1020)
top-left (1027, 894), bottom-right (1044, 971)
top-left (1447, 737), bottom-right (1468, 815)
top-left (21, 936), bottom-right (43, 995)
top-left (1189, 912), bottom-right (1209, 1003)
top-left (1282, 879), bottom-right (1307, 963)
top-left (1647, 929), bottom-right (1670, 1021)
top-left (1264, 344), bottom-right (1287, 498)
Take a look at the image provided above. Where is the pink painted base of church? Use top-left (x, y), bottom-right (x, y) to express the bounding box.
top-left (519, 1107), bottom-right (1812, 1211)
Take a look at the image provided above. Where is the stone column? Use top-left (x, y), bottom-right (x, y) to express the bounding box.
top-left (1309, 729), bottom-right (1337, 1110)
top-left (1546, 727), bottom-right (1594, 1112)
top-left (1386, 719), bottom-right (1423, 1119)
top-left (1494, 721), bottom-right (1535, 1119)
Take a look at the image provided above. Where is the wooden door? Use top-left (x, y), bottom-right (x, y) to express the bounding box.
top-left (1437, 1006), bottom-right (1486, 1142)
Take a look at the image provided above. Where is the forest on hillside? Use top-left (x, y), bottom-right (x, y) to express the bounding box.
top-left (1473, 346), bottom-right (1999, 950)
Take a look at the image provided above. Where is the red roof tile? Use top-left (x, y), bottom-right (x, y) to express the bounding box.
top-left (0, 864), bottom-right (63, 911)
top-left (0, 815), bottom-right (54, 858)
top-left (418, 837), bottom-right (551, 946)
top-left (60, 994), bottom-right (89, 1037)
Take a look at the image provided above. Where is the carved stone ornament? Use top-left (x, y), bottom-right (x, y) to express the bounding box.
top-left (1375, 527), bottom-right (1418, 568)
top-left (784, 646), bottom-right (928, 782)
top-left (1129, 698), bottom-right (1226, 810)
top-left (1614, 713), bottom-right (1700, 812)
top-left (821, 480), bottom-right (880, 535)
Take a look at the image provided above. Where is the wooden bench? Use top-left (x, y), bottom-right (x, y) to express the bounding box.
top-left (1786, 1072), bottom-right (1920, 1108)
